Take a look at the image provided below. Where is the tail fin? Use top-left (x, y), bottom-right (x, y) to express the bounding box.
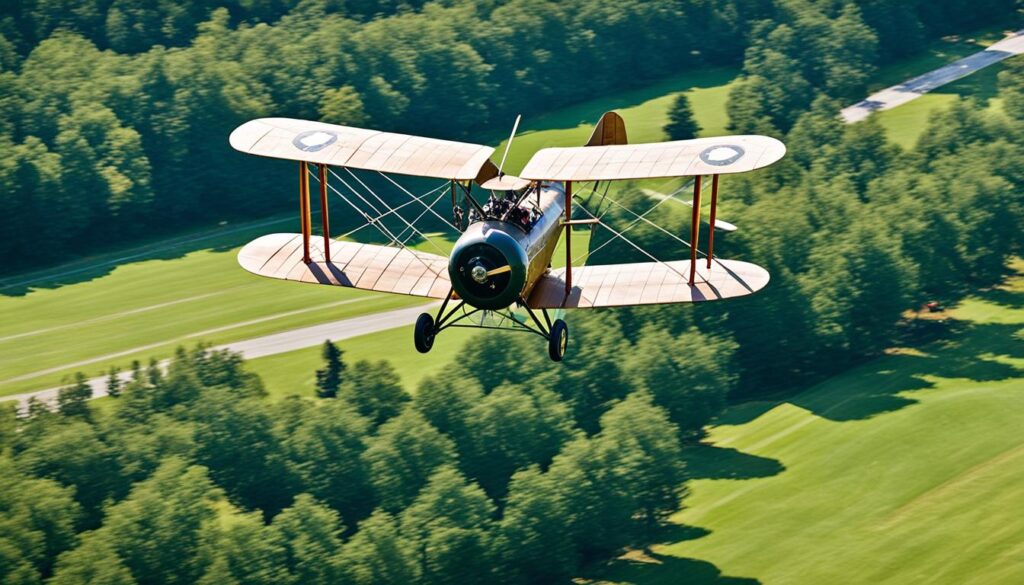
top-left (585, 111), bottom-right (628, 146)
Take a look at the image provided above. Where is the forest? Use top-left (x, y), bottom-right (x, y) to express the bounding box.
top-left (2, 0), bottom-right (1024, 584)
top-left (0, 0), bottom-right (1016, 267)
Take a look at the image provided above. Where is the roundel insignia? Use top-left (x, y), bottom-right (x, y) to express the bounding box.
top-left (293, 130), bottom-right (338, 152)
top-left (699, 144), bottom-right (745, 166)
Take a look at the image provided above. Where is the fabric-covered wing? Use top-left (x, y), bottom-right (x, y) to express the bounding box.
top-left (238, 233), bottom-right (451, 298)
top-left (526, 259), bottom-right (769, 309)
top-left (230, 118), bottom-right (495, 181)
top-left (519, 135), bottom-right (785, 182)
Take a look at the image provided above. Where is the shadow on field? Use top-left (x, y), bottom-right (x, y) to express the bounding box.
top-left (794, 320), bottom-right (1024, 422)
top-left (684, 444), bottom-right (785, 480)
top-left (602, 551), bottom-right (761, 585)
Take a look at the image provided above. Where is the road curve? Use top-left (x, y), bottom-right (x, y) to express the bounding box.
top-left (842, 29), bottom-right (1024, 123)
top-left (4, 302), bottom-right (438, 412)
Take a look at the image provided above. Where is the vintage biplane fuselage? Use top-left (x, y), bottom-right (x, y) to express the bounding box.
top-left (229, 112), bottom-right (786, 360)
top-left (448, 183), bottom-right (565, 310)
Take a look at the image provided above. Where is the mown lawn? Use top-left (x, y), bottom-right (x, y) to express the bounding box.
top-left (0, 211), bottom-right (440, 396)
top-left (597, 261), bottom-right (1024, 585)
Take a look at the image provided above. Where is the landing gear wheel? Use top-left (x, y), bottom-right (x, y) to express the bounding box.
top-left (414, 313), bottom-right (436, 354)
top-left (548, 319), bottom-right (569, 362)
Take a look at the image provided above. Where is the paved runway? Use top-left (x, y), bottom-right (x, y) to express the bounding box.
top-left (841, 30), bottom-right (1024, 123)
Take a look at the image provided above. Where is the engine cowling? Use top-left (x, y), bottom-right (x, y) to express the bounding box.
top-left (448, 222), bottom-right (529, 310)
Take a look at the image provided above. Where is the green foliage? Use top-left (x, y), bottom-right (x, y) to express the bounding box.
top-left (362, 408), bottom-right (456, 513)
top-left (0, 457), bottom-right (81, 579)
top-left (625, 327), bottom-right (736, 438)
top-left (284, 399), bottom-right (373, 521)
top-left (97, 458), bottom-right (222, 585)
top-left (13, 420), bottom-right (125, 526)
top-left (494, 465), bottom-right (578, 584)
top-left (1000, 59), bottom-right (1024, 120)
top-left (314, 340), bottom-right (344, 399)
top-left (56, 373), bottom-right (92, 420)
top-left (271, 494), bottom-right (345, 585)
top-left (399, 465), bottom-right (495, 585)
top-left (337, 359), bottom-right (408, 426)
top-left (462, 384), bottom-right (575, 497)
top-left (664, 93), bottom-right (701, 140)
top-left (50, 536), bottom-right (135, 585)
top-left (338, 510), bottom-right (419, 585)
top-left (198, 511), bottom-right (291, 585)
top-left (193, 392), bottom-right (295, 516)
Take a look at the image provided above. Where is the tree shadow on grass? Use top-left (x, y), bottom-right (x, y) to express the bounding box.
top-left (597, 550), bottom-right (761, 585)
top-left (684, 444), bottom-right (785, 481)
top-left (792, 320), bottom-right (1024, 422)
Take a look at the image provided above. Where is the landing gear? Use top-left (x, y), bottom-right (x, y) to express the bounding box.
top-left (548, 318), bottom-right (569, 362)
top-left (414, 313), bottom-right (435, 353)
top-left (413, 293), bottom-right (569, 362)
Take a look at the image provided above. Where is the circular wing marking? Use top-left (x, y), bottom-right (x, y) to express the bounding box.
top-left (699, 144), bottom-right (745, 166)
top-left (293, 130), bottom-right (338, 152)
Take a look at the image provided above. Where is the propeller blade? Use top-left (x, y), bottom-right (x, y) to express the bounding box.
top-left (486, 265), bottom-right (512, 276)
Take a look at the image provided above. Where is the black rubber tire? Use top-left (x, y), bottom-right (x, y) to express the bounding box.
top-left (414, 313), bottom-right (436, 354)
top-left (548, 319), bottom-right (569, 362)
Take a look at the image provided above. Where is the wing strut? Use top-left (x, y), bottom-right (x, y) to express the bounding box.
top-left (689, 176), bottom-right (702, 285)
top-left (318, 164), bottom-right (331, 262)
top-left (564, 181), bottom-right (573, 294)
top-left (707, 174), bottom-right (719, 269)
top-left (299, 162), bottom-right (312, 264)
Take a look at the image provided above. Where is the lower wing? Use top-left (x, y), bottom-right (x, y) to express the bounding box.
top-left (526, 259), bottom-right (769, 309)
top-left (238, 233), bottom-right (451, 299)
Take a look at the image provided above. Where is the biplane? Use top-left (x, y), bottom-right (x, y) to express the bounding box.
top-left (229, 112), bottom-right (785, 361)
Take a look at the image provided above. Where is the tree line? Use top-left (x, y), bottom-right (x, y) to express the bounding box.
top-left (0, 0), bottom-right (1015, 270)
top-left (2, 333), bottom-right (695, 585)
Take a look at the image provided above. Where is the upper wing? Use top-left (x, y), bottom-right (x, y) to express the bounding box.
top-left (519, 135), bottom-right (785, 182)
top-left (238, 233), bottom-right (451, 299)
top-left (526, 259), bottom-right (768, 309)
top-left (230, 118), bottom-right (495, 181)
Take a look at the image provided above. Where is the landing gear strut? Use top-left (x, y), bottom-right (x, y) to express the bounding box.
top-left (411, 292), bottom-right (569, 362)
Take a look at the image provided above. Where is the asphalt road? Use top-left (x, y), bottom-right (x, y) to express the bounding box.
top-left (841, 29), bottom-right (1024, 123)
top-left (5, 302), bottom-right (437, 412)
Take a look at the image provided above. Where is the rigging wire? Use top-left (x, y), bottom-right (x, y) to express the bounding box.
top-left (311, 168), bottom-right (445, 278)
top-left (572, 199), bottom-right (693, 283)
top-left (336, 182), bottom-right (448, 240)
top-left (330, 168), bottom-right (450, 258)
top-left (375, 171), bottom-right (463, 235)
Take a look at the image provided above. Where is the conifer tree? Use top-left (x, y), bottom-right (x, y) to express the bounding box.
top-left (315, 340), bottom-right (344, 399)
top-left (664, 93), bottom-right (701, 140)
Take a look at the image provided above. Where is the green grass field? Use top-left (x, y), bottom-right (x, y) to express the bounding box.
top-left (597, 261), bottom-right (1024, 585)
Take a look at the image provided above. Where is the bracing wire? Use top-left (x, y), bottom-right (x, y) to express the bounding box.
top-left (337, 182), bottom-right (448, 240)
top-left (330, 168), bottom-right (450, 258)
top-left (310, 168), bottom-right (445, 278)
top-left (375, 171), bottom-right (462, 234)
top-left (572, 199), bottom-right (693, 283)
